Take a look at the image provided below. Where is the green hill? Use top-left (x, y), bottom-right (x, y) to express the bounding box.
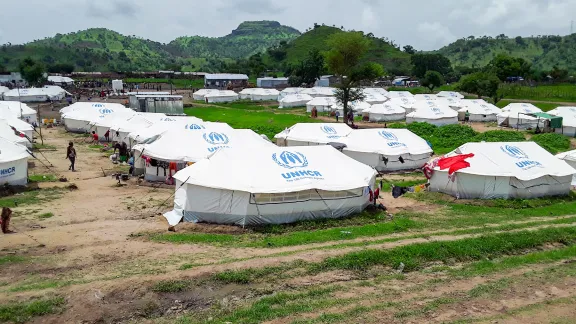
top-left (264, 26), bottom-right (412, 76)
top-left (437, 34), bottom-right (576, 72)
top-left (169, 21), bottom-right (300, 59)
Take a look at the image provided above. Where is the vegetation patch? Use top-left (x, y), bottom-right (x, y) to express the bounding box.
top-left (151, 279), bottom-right (191, 293)
top-left (38, 212), bottom-right (54, 219)
top-left (0, 187), bottom-right (64, 208)
top-left (0, 255), bottom-right (27, 265)
top-left (28, 174), bottom-right (58, 183)
top-left (0, 297), bottom-right (65, 323)
top-left (531, 133), bottom-right (571, 154)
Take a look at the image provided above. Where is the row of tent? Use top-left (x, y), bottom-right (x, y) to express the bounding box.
top-left (56, 101), bottom-right (576, 227)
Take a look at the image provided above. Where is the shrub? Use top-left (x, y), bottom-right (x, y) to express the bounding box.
top-left (532, 133), bottom-right (571, 154)
top-left (406, 122), bottom-right (437, 137)
top-left (472, 130), bottom-right (526, 142)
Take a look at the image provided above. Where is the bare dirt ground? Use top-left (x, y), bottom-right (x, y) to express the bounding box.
top-left (0, 109), bottom-right (575, 323)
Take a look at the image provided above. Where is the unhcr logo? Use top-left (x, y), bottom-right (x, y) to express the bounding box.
top-left (501, 145), bottom-right (528, 159)
top-left (92, 103), bottom-right (105, 108)
top-left (186, 124), bottom-right (205, 130)
top-left (379, 131), bottom-right (398, 141)
top-left (99, 108), bottom-right (114, 114)
top-left (431, 107), bottom-right (442, 115)
top-left (203, 132), bottom-right (229, 145)
top-left (272, 151), bottom-right (323, 181)
top-left (0, 167), bottom-right (15, 178)
top-left (320, 125), bottom-right (337, 135)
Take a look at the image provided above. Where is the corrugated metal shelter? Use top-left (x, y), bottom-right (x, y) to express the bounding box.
top-left (257, 77), bottom-right (289, 88)
top-left (129, 95), bottom-right (184, 114)
top-left (204, 74), bottom-right (249, 89)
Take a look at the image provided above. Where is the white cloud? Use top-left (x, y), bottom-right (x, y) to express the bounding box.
top-left (416, 22), bottom-right (456, 49)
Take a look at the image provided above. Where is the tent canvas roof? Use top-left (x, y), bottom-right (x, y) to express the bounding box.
top-left (437, 91), bottom-right (464, 99)
top-left (205, 74), bottom-right (249, 80)
top-left (0, 136), bottom-right (31, 162)
top-left (557, 150), bottom-right (576, 162)
top-left (407, 101), bottom-right (458, 119)
top-left (343, 128), bottom-right (432, 156)
top-left (386, 91), bottom-right (414, 99)
top-left (275, 123), bottom-right (353, 143)
top-left (0, 101), bottom-right (36, 117)
top-left (548, 107), bottom-right (576, 127)
top-left (441, 142), bottom-right (575, 181)
top-left (414, 94), bottom-right (439, 101)
top-left (458, 102), bottom-right (501, 115)
top-left (59, 102), bottom-right (126, 115)
top-left (306, 97), bottom-right (337, 106)
top-left (365, 102), bottom-right (406, 115)
top-left (173, 145), bottom-right (376, 193)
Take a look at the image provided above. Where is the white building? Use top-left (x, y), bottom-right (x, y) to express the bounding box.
top-left (429, 142), bottom-right (575, 199)
top-left (164, 145), bottom-right (376, 226)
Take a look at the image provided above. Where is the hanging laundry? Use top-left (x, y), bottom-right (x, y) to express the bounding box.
top-left (437, 153), bottom-right (475, 175)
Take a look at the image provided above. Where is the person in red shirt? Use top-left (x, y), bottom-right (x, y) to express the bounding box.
top-left (373, 187), bottom-right (380, 206)
top-left (91, 131), bottom-right (99, 143)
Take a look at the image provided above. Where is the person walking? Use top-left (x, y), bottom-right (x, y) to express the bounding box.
top-left (335, 111), bottom-right (340, 122)
top-left (66, 142), bottom-right (76, 171)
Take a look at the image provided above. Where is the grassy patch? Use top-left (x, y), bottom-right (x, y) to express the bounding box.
top-left (151, 279), bottom-right (191, 293)
top-left (380, 179), bottom-right (427, 192)
top-left (9, 280), bottom-right (68, 293)
top-left (184, 106), bottom-right (318, 139)
top-left (0, 188), bottom-right (64, 208)
top-left (0, 297), bottom-right (65, 323)
top-left (212, 265), bottom-right (289, 284)
top-left (37, 212), bottom-right (54, 219)
top-left (500, 84), bottom-right (576, 103)
top-left (312, 226), bottom-right (576, 273)
top-left (468, 278), bottom-right (512, 297)
top-left (87, 144), bottom-right (104, 150)
top-left (0, 255), bottom-right (27, 265)
top-left (151, 217), bottom-right (418, 248)
top-left (28, 174), bottom-right (58, 183)
top-left (32, 143), bottom-right (57, 150)
top-left (531, 133), bottom-right (571, 154)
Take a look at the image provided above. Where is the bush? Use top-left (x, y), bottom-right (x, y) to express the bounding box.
top-left (532, 133), bottom-right (571, 154)
top-left (406, 122), bottom-right (437, 137)
top-left (428, 124), bottom-right (478, 154)
top-left (472, 130), bottom-right (526, 143)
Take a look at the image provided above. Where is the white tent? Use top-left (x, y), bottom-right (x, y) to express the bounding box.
top-left (59, 102), bottom-right (126, 115)
top-left (204, 90), bottom-right (239, 103)
top-left (406, 101), bottom-right (458, 126)
top-left (0, 86), bottom-right (9, 97)
top-left (429, 142), bottom-right (575, 199)
top-left (192, 89), bottom-right (219, 101)
top-left (90, 110), bottom-right (138, 139)
top-left (497, 103), bottom-right (543, 129)
top-left (460, 99), bottom-right (489, 108)
top-left (556, 150), bottom-right (576, 186)
top-left (0, 136), bottom-right (32, 186)
top-left (47, 76), bottom-right (74, 85)
top-left (134, 127), bottom-right (272, 182)
top-left (127, 117), bottom-right (208, 147)
top-left (363, 88), bottom-right (389, 96)
top-left (279, 94), bottom-right (313, 108)
top-left (435, 97), bottom-right (463, 110)
top-left (386, 91), bottom-right (414, 99)
top-left (279, 87), bottom-right (304, 99)
top-left (251, 88), bottom-right (280, 101)
top-left (364, 102), bottom-right (406, 122)
top-left (388, 97), bottom-right (417, 113)
top-left (0, 117), bottom-right (34, 142)
top-left (331, 101), bottom-right (372, 116)
top-left (437, 91), bottom-right (464, 99)
top-left (164, 145), bottom-right (376, 226)
top-left (0, 120), bottom-right (32, 148)
top-left (275, 123), bottom-right (353, 146)
top-left (363, 93), bottom-right (388, 105)
top-left (306, 97), bottom-right (337, 113)
top-left (62, 106), bottom-right (134, 133)
top-left (300, 87), bottom-right (335, 97)
top-left (548, 106), bottom-right (576, 137)
top-left (458, 102), bottom-right (501, 122)
top-left (0, 101), bottom-right (37, 124)
top-left (3, 88), bottom-right (64, 102)
top-left (343, 129), bottom-right (433, 172)
top-left (239, 88), bottom-right (258, 100)
top-left (414, 94), bottom-right (439, 101)
top-left (44, 85), bottom-right (72, 97)
top-left (108, 113), bottom-right (168, 143)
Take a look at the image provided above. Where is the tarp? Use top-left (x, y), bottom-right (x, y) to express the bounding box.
top-left (173, 145), bottom-right (376, 193)
top-left (437, 91), bottom-right (464, 99)
top-left (530, 112), bottom-right (563, 128)
top-left (439, 142), bottom-right (575, 181)
top-left (134, 128), bottom-right (273, 163)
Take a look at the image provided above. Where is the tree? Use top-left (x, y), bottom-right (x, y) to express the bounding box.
top-left (47, 63), bottom-right (75, 74)
top-left (411, 53), bottom-right (452, 78)
top-left (18, 57), bottom-right (46, 86)
top-left (287, 49), bottom-right (325, 87)
top-left (549, 65), bottom-right (569, 81)
top-left (403, 45), bottom-right (416, 54)
top-left (485, 54), bottom-right (531, 81)
top-left (421, 71), bottom-right (444, 91)
top-left (325, 32), bottom-right (384, 123)
top-left (457, 72), bottom-right (502, 103)
top-left (0, 63), bottom-right (5, 73)
top-left (515, 36), bottom-right (526, 46)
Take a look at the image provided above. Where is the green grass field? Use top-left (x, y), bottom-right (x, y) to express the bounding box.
top-left (500, 84), bottom-right (576, 102)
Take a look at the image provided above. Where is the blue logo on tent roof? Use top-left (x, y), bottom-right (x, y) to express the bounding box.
top-left (321, 125), bottom-right (337, 135)
top-left (379, 131), bottom-right (398, 141)
top-left (203, 132), bottom-right (229, 145)
top-left (92, 103), bottom-right (105, 108)
top-left (273, 151), bottom-right (309, 169)
top-left (501, 145), bottom-right (528, 159)
top-left (99, 108), bottom-right (113, 114)
top-left (186, 124), bottom-right (205, 130)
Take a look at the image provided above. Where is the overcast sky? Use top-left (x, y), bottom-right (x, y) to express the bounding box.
top-left (1, 0), bottom-right (574, 50)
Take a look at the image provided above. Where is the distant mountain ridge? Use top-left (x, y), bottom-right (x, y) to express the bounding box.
top-left (0, 21), bottom-right (300, 72)
top-left (436, 34), bottom-right (576, 72)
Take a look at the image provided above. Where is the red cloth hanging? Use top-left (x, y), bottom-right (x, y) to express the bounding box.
top-left (437, 153), bottom-right (475, 175)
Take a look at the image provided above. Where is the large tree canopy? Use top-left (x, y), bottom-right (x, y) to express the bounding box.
top-left (325, 32), bottom-right (384, 123)
top-left (19, 57), bottom-right (46, 86)
top-left (485, 54), bottom-right (531, 81)
top-left (287, 49), bottom-right (325, 87)
top-left (411, 53), bottom-right (452, 78)
top-left (421, 71), bottom-right (445, 91)
top-left (458, 72), bottom-right (501, 103)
